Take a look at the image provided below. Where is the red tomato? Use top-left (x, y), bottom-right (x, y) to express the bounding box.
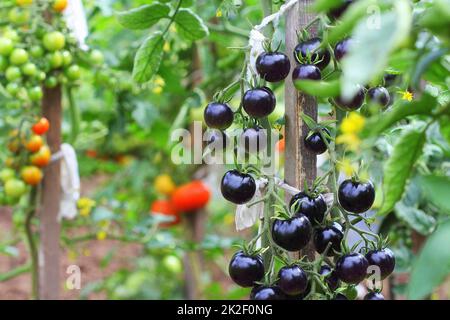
top-left (150, 200), bottom-right (180, 227)
top-left (171, 180), bottom-right (210, 212)
top-left (32, 117), bottom-right (50, 135)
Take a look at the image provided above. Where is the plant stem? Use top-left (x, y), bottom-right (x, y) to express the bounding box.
top-left (25, 187), bottom-right (39, 300)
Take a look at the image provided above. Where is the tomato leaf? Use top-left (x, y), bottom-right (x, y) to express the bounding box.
top-left (360, 94), bottom-right (436, 138)
top-left (117, 3), bottom-right (170, 30)
top-left (407, 219), bottom-right (450, 299)
top-left (411, 48), bottom-right (449, 90)
top-left (395, 202), bottom-right (436, 235)
top-left (293, 79), bottom-right (340, 98)
top-left (379, 129), bottom-right (426, 215)
top-left (132, 32), bottom-right (164, 83)
top-left (419, 175), bottom-right (450, 213)
top-left (174, 9), bottom-right (209, 41)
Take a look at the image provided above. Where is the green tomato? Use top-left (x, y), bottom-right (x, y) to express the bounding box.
top-left (0, 56), bottom-right (8, 71)
top-left (66, 64), bottom-right (81, 80)
top-left (0, 168), bottom-right (15, 183)
top-left (8, 8), bottom-right (30, 25)
top-left (6, 82), bottom-right (20, 96)
top-left (89, 49), bottom-right (104, 66)
top-left (9, 48), bottom-right (29, 65)
top-left (28, 86), bottom-right (43, 101)
top-left (3, 30), bottom-right (19, 42)
top-left (0, 37), bottom-right (14, 56)
top-left (162, 255), bottom-right (182, 274)
top-left (43, 31), bottom-right (65, 52)
top-left (37, 71), bottom-right (46, 81)
top-left (21, 62), bottom-right (37, 76)
top-left (45, 76), bottom-right (58, 88)
top-left (30, 45), bottom-right (44, 58)
top-left (48, 51), bottom-right (63, 68)
top-left (61, 50), bottom-right (73, 66)
top-left (5, 66), bottom-right (21, 81)
top-left (4, 179), bottom-right (26, 198)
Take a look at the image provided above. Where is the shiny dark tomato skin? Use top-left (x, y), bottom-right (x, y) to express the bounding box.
top-left (289, 192), bottom-right (327, 225)
top-left (256, 52), bottom-right (291, 82)
top-left (304, 128), bottom-right (330, 155)
top-left (277, 265), bottom-right (308, 296)
top-left (314, 224), bottom-right (344, 256)
top-left (334, 38), bottom-right (353, 61)
top-left (250, 285), bottom-right (285, 300)
top-left (229, 251), bottom-right (264, 287)
top-left (294, 37), bottom-right (330, 70)
top-left (203, 102), bottom-right (234, 130)
top-left (334, 86), bottom-right (366, 111)
top-left (271, 214), bottom-right (312, 252)
top-left (368, 86), bottom-right (390, 108)
top-left (292, 64), bottom-right (321, 81)
top-left (335, 253), bottom-right (369, 284)
top-left (384, 73), bottom-right (397, 87)
top-left (240, 126), bottom-right (267, 153)
top-left (328, 0), bottom-right (354, 20)
top-left (365, 248), bottom-right (395, 280)
top-left (221, 170), bottom-right (256, 204)
top-left (338, 179), bottom-right (375, 213)
top-left (364, 292), bottom-right (385, 300)
top-left (319, 265), bottom-right (340, 291)
top-left (242, 87), bottom-right (276, 118)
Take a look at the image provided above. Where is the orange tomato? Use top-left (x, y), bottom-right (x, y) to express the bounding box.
top-left (150, 200), bottom-right (180, 227)
top-left (276, 138), bottom-right (285, 152)
top-left (21, 166), bottom-right (43, 185)
top-left (85, 149), bottom-right (97, 158)
top-left (171, 180), bottom-right (210, 212)
top-left (53, 0), bottom-right (68, 12)
top-left (30, 145), bottom-right (51, 167)
top-left (32, 117), bottom-right (50, 135)
top-left (25, 135), bottom-right (43, 153)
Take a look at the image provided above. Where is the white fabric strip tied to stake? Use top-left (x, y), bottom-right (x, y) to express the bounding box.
top-left (51, 144), bottom-right (81, 220)
top-left (63, 0), bottom-right (89, 51)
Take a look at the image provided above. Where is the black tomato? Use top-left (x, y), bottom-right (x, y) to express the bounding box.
top-left (319, 265), bottom-right (340, 291)
top-left (256, 51), bottom-right (290, 82)
top-left (384, 73), bottom-right (397, 87)
top-left (271, 214), bottom-right (312, 252)
top-left (364, 292), bottom-right (385, 300)
top-left (203, 102), bottom-right (234, 130)
top-left (328, 0), bottom-right (354, 20)
top-left (368, 86), bottom-right (390, 108)
top-left (240, 126), bottom-right (267, 154)
top-left (338, 179), bottom-right (375, 213)
top-left (250, 285), bottom-right (285, 300)
top-left (304, 128), bottom-right (330, 155)
top-left (277, 265), bottom-right (308, 296)
top-left (334, 38), bottom-right (353, 61)
top-left (228, 251), bottom-right (264, 287)
top-left (242, 87), bottom-right (276, 118)
top-left (221, 170), bottom-right (256, 204)
top-left (205, 129), bottom-right (228, 150)
top-left (289, 192), bottom-right (327, 225)
top-left (333, 293), bottom-right (348, 300)
top-left (335, 253), bottom-right (369, 284)
top-left (294, 37), bottom-right (330, 70)
top-left (333, 86), bottom-right (366, 111)
top-left (292, 64), bottom-right (321, 81)
top-left (365, 248), bottom-right (395, 280)
top-left (313, 223), bottom-right (344, 256)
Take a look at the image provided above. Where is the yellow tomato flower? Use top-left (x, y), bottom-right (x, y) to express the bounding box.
top-left (152, 86), bottom-right (163, 94)
top-left (77, 197), bottom-right (96, 216)
top-left (163, 42), bottom-right (170, 52)
top-left (399, 90), bottom-right (413, 101)
top-left (67, 250), bottom-right (77, 262)
top-left (96, 230), bottom-right (107, 241)
top-left (336, 133), bottom-right (361, 151)
top-left (216, 9), bottom-right (223, 17)
top-left (340, 112), bottom-right (365, 135)
top-left (154, 174), bottom-right (176, 195)
top-left (337, 158), bottom-right (357, 177)
top-left (153, 76), bottom-right (165, 87)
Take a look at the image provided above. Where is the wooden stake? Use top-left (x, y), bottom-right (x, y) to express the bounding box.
top-left (38, 86), bottom-right (62, 300)
top-left (285, 0), bottom-right (317, 261)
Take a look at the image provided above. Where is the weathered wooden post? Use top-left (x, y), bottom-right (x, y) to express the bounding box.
top-left (285, 0), bottom-right (317, 261)
top-left (38, 86), bottom-right (62, 299)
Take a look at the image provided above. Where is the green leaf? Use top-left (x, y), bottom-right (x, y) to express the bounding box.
top-left (341, 0), bottom-right (412, 98)
top-left (117, 3), bottom-right (170, 29)
top-left (360, 94), bottom-right (436, 138)
top-left (312, 0), bottom-right (345, 12)
top-left (439, 115), bottom-right (450, 144)
top-left (395, 202), bottom-right (436, 235)
top-left (411, 48), bottom-right (449, 90)
top-left (132, 32), bottom-right (164, 83)
top-left (407, 219), bottom-right (450, 299)
top-left (174, 8), bottom-right (209, 41)
top-left (293, 79), bottom-right (340, 98)
top-left (132, 102), bottom-right (158, 129)
top-left (419, 175), bottom-right (450, 213)
top-left (379, 129), bottom-right (426, 215)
